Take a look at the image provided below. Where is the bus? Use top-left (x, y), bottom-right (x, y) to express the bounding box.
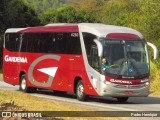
top-left (3, 23), bottom-right (156, 102)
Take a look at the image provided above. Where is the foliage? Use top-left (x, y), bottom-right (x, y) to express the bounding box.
top-left (0, 0), bottom-right (40, 33)
top-left (71, 0), bottom-right (104, 15)
top-left (23, 0), bottom-right (73, 14)
top-left (40, 6), bottom-right (99, 24)
top-left (150, 59), bottom-right (160, 94)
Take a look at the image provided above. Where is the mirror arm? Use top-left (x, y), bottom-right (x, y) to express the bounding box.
top-left (93, 39), bottom-right (103, 57)
top-left (93, 39), bottom-right (103, 73)
top-left (147, 42), bottom-right (158, 59)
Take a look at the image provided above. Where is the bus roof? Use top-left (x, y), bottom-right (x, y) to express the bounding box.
top-left (78, 23), bottom-right (143, 39)
top-left (5, 23), bottom-right (143, 39)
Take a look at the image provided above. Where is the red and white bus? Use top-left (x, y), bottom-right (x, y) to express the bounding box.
top-left (3, 23), bottom-right (154, 102)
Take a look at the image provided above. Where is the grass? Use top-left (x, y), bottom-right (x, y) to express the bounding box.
top-left (0, 90), bottom-right (85, 111)
top-left (0, 90), bottom-right (122, 120)
top-left (150, 60), bottom-right (160, 95)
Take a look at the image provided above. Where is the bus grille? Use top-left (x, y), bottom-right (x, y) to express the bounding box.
top-left (114, 84), bottom-right (145, 89)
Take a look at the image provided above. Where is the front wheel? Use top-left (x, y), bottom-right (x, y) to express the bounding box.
top-left (19, 74), bottom-right (36, 93)
top-left (76, 80), bottom-right (87, 101)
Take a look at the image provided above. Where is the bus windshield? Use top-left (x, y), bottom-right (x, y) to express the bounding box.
top-left (101, 38), bottom-right (149, 78)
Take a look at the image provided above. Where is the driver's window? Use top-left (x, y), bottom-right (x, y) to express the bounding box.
top-left (90, 46), bottom-right (99, 71)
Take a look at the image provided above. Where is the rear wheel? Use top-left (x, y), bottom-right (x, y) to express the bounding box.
top-left (76, 80), bottom-right (87, 101)
top-left (19, 74), bottom-right (36, 93)
top-left (116, 97), bottom-right (129, 102)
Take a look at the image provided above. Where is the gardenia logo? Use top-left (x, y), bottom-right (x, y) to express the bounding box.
top-left (110, 79), bottom-right (132, 84)
top-left (5, 55), bottom-right (27, 63)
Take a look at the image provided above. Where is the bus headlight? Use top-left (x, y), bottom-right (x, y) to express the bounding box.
top-left (105, 81), bottom-right (111, 85)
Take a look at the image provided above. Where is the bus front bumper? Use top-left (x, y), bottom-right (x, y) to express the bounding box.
top-left (100, 83), bottom-right (150, 97)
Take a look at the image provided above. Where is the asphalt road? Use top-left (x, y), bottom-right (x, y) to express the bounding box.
top-left (0, 77), bottom-right (160, 112)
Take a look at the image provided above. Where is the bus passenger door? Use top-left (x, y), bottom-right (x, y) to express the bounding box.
top-left (89, 45), bottom-right (101, 94)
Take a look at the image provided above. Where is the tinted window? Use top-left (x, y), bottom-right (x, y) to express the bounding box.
top-left (5, 33), bottom-right (21, 51)
top-left (83, 32), bottom-right (97, 60)
top-left (21, 32), bottom-right (82, 54)
top-left (67, 32), bottom-right (82, 54)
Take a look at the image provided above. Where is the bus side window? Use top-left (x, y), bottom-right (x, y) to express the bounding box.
top-left (46, 33), bottom-right (55, 53)
top-left (5, 33), bottom-right (20, 52)
top-left (67, 32), bottom-right (82, 55)
top-left (52, 33), bottom-right (66, 54)
top-left (21, 33), bottom-right (35, 52)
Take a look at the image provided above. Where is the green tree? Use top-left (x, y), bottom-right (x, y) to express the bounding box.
top-left (40, 6), bottom-right (98, 24)
top-left (71, 0), bottom-right (104, 16)
top-left (0, 0), bottom-right (7, 34)
top-left (24, 0), bottom-right (65, 14)
top-left (3, 0), bottom-right (40, 28)
top-left (0, 0), bottom-right (41, 66)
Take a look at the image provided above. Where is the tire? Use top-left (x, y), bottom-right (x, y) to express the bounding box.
top-left (116, 97), bottom-right (129, 102)
top-left (19, 74), bottom-right (36, 93)
top-left (76, 80), bottom-right (87, 101)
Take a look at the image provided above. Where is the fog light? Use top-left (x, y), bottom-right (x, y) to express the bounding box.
top-left (145, 82), bottom-right (149, 86)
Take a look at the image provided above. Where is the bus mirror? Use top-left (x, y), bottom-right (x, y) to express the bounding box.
top-left (93, 39), bottom-right (103, 57)
top-left (147, 42), bottom-right (158, 59)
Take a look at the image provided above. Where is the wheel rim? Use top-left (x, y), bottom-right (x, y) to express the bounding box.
top-left (77, 84), bottom-right (84, 97)
top-left (21, 78), bottom-right (26, 90)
